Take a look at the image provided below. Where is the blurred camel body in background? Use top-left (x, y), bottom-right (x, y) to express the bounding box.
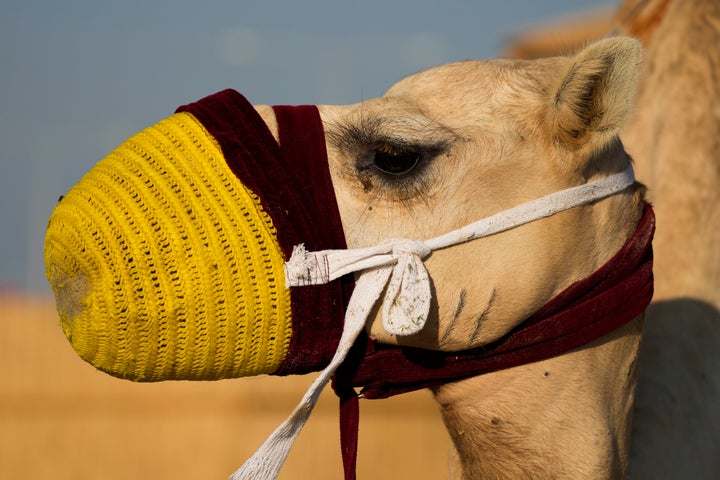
top-left (614, 1), bottom-right (720, 478)
top-left (508, 1), bottom-right (720, 477)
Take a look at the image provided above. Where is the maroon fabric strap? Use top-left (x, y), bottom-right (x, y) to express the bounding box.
top-left (271, 105), bottom-right (356, 374)
top-left (335, 204), bottom-right (654, 480)
top-left (176, 90), bottom-right (352, 375)
top-left (338, 390), bottom-right (360, 480)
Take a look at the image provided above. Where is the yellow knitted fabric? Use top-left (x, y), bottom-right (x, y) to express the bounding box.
top-left (44, 112), bottom-right (292, 381)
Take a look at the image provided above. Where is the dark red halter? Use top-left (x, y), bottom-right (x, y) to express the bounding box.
top-left (178, 90), bottom-right (654, 480)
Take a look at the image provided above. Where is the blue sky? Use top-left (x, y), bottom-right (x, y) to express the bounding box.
top-left (1, 0), bottom-right (615, 292)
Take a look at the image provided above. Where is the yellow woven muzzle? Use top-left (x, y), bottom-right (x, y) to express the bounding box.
top-left (44, 111), bottom-right (292, 381)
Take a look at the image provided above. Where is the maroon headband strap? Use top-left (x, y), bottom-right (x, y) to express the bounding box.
top-left (271, 104), bottom-right (355, 374)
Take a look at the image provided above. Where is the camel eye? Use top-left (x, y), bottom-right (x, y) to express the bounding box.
top-left (372, 148), bottom-right (421, 175)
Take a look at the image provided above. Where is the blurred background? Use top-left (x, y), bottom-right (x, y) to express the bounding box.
top-left (1, 1), bottom-right (616, 479)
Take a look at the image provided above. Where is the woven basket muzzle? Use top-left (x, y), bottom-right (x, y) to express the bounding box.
top-left (44, 111), bottom-right (292, 381)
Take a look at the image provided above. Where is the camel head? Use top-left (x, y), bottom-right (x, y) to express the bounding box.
top-left (314, 36), bottom-right (645, 351)
top-left (44, 37), bottom-right (645, 382)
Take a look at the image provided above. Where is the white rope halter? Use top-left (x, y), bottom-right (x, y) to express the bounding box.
top-left (230, 165), bottom-right (635, 480)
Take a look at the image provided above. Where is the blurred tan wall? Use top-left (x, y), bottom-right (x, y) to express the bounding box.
top-left (1, 294), bottom-right (449, 479)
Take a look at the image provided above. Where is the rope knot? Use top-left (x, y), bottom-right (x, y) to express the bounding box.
top-left (381, 239), bottom-right (432, 336)
top-left (390, 239), bottom-right (431, 260)
top-left (284, 244), bottom-right (330, 286)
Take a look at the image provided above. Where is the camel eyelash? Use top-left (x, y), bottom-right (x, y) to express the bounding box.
top-left (355, 140), bottom-right (446, 200)
top-left (328, 120), bottom-right (450, 200)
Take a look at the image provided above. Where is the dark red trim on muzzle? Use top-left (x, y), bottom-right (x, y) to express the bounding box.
top-left (177, 90), bottom-right (353, 375)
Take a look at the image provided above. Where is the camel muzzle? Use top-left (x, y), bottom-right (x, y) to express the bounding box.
top-left (44, 110), bottom-right (294, 381)
top-left (44, 90), bottom-right (353, 381)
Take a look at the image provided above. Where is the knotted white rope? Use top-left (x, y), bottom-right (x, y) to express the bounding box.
top-left (230, 165), bottom-right (635, 480)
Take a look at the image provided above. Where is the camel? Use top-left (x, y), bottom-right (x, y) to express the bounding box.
top-left (45, 37), bottom-right (653, 479)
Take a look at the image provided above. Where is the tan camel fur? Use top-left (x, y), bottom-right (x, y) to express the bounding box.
top-left (255, 37), bottom-right (646, 479)
top-left (613, 1), bottom-right (720, 478)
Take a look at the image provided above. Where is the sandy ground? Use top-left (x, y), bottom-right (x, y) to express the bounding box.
top-left (0, 293), bottom-right (449, 479)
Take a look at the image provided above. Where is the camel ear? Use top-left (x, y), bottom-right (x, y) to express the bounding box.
top-left (548, 36), bottom-right (643, 150)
